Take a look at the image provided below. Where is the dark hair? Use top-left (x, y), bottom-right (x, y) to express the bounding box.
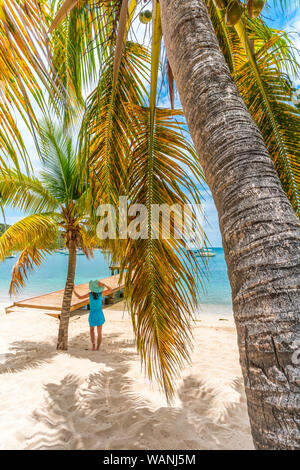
top-left (91, 292), bottom-right (99, 300)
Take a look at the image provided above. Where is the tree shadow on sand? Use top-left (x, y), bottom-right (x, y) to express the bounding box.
top-left (0, 339), bottom-right (57, 374)
top-left (14, 332), bottom-right (253, 450)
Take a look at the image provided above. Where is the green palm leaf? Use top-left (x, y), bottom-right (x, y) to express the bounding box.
top-left (9, 246), bottom-right (53, 295)
top-left (83, 40), bottom-right (149, 206)
top-left (234, 24), bottom-right (300, 213)
top-left (49, 0), bottom-right (109, 126)
top-left (0, 169), bottom-right (58, 214)
top-left (0, 0), bottom-right (60, 167)
top-left (0, 214), bottom-right (59, 259)
top-left (206, 2), bottom-right (300, 215)
top-left (121, 104), bottom-right (205, 399)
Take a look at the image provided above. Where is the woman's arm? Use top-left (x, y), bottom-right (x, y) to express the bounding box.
top-left (98, 282), bottom-right (108, 290)
top-left (73, 288), bottom-right (89, 300)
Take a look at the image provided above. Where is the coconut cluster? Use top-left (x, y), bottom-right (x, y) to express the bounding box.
top-left (138, 2), bottom-right (265, 28)
top-left (212, 0), bottom-right (265, 27)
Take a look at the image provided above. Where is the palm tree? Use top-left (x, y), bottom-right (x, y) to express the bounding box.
top-left (159, 0), bottom-right (300, 449)
top-left (0, 121), bottom-right (99, 350)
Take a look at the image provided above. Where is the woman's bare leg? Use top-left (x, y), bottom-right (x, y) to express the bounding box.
top-left (90, 327), bottom-right (96, 350)
top-left (96, 325), bottom-right (103, 350)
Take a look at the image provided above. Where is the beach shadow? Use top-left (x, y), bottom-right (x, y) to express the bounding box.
top-left (0, 339), bottom-right (57, 374)
top-left (0, 322), bottom-right (129, 374)
top-left (20, 333), bottom-right (252, 450)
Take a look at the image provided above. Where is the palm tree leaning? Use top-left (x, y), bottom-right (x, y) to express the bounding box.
top-left (159, 0), bottom-right (300, 449)
top-left (0, 121), bottom-right (98, 350)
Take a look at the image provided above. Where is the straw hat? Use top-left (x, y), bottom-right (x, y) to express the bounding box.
top-left (89, 280), bottom-right (103, 293)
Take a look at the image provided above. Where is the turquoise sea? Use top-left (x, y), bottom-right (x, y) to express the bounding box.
top-left (0, 247), bottom-right (232, 306)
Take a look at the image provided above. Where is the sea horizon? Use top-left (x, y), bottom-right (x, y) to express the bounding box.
top-left (0, 247), bottom-right (232, 308)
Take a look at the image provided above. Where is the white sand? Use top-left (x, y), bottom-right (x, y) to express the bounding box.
top-left (0, 301), bottom-right (254, 450)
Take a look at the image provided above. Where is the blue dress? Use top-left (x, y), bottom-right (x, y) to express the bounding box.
top-left (88, 290), bottom-right (105, 327)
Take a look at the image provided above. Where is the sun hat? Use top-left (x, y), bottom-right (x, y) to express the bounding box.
top-left (89, 280), bottom-right (103, 293)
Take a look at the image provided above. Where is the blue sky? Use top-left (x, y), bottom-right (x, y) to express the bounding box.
top-left (3, 2), bottom-right (300, 247)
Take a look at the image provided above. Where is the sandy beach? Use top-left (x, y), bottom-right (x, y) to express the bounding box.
top-left (0, 301), bottom-right (253, 450)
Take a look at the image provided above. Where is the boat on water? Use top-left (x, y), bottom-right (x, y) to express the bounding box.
top-left (197, 248), bottom-right (216, 257)
top-left (55, 248), bottom-right (68, 255)
top-left (55, 248), bottom-right (85, 256)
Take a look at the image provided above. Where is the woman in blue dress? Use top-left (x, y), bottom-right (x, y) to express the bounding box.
top-left (74, 280), bottom-right (106, 351)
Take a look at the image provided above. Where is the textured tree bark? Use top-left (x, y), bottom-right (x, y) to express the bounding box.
top-left (57, 240), bottom-right (77, 350)
top-left (160, 0), bottom-right (300, 450)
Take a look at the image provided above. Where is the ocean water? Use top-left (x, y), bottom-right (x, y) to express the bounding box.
top-left (0, 247), bottom-right (232, 306)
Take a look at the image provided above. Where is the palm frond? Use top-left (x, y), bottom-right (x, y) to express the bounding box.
top-left (0, 168), bottom-right (58, 214)
top-left (83, 40), bottom-right (150, 207)
top-left (234, 19), bottom-right (300, 214)
top-left (49, 0), bottom-right (78, 32)
top-left (120, 104), bottom-right (206, 399)
top-left (113, 0), bottom-right (129, 89)
top-left (0, 0), bottom-right (56, 167)
top-left (206, 0), bottom-right (241, 74)
top-left (206, 3), bottom-right (300, 216)
top-left (150, 0), bottom-right (162, 113)
top-left (80, 224), bottom-right (101, 257)
top-left (0, 213), bottom-right (58, 260)
top-left (9, 246), bottom-right (52, 295)
top-left (39, 119), bottom-right (83, 202)
top-left (49, 0), bottom-right (109, 127)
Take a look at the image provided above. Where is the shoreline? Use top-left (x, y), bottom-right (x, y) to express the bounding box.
top-left (0, 301), bottom-right (253, 450)
top-left (0, 299), bottom-right (234, 316)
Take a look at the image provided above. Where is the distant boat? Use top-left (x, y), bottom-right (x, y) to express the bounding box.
top-left (186, 246), bottom-right (216, 257)
top-left (55, 248), bottom-right (86, 256)
top-left (196, 248), bottom-right (216, 257)
top-left (55, 248), bottom-right (68, 255)
top-left (5, 253), bottom-right (16, 259)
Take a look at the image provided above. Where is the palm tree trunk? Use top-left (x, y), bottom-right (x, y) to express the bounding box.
top-left (57, 240), bottom-right (77, 350)
top-left (160, 0), bottom-right (300, 450)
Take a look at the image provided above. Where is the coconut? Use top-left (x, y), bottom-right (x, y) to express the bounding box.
top-left (225, 1), bottom-right (243, 27)
top-left (139, 10), bottom-right (152, 24)
top-left (247, 0), bottom-right (265, 18)
top-left (212, 0), bottom-right (228, 10)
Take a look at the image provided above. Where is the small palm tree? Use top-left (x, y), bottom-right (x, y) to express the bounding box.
top-left (0, 121), bottom-right (99, 350)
